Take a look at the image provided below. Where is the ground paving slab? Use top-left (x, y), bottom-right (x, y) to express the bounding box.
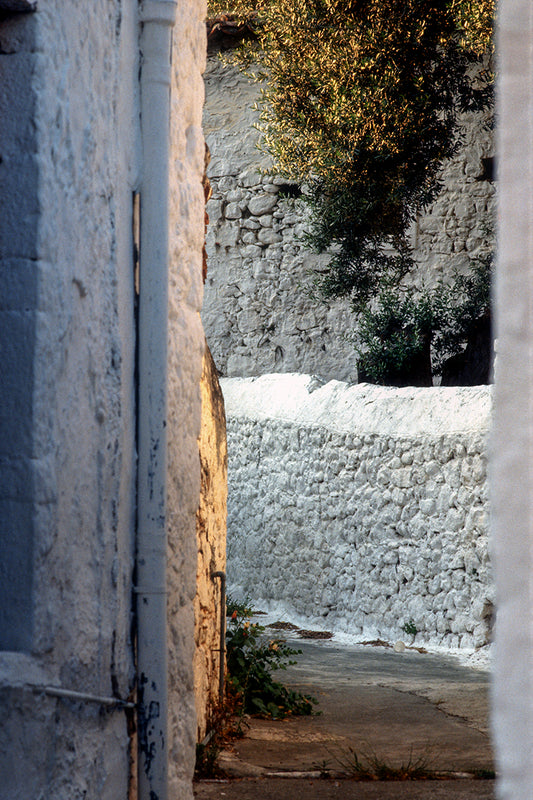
top-left (194, 777), bottom-right (495, 800)
top-left (194, 638), bottom-right (495, 800)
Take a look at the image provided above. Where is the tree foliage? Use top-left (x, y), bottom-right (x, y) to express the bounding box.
top-left (356, 253), bottom-right (492, 385)
top-left (208, 0), bottom-right (494, 383)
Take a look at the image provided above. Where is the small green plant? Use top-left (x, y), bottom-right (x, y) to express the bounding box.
top-left (402, 619), bottom-right (418, 638)
top-left (225, 596), bottom-right (316, 718)
top-left (194, 741), bottom-right (223, 779)
top-left (355, 289), bottom-right (435, 386)
top-left (227, 595), bottom-right (255, 620)
top-left (312, 759), bottom-right (332, 779)
top-left (473, 768), bottom-right (496, 779)
top-left (355, 253), bottom-right (493, 386)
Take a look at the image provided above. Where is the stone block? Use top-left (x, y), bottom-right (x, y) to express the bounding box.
top-left (248, 194), bottom-right (278, 216)
top-left (226, 188), bottom-right (243, 202)
top-left (257, 228), bottom-right (282, 245)
top-left (224, 201), bottom-right (242, 219)
top-left (215, 222), bottom-right (240, 247)
top-left (242, 244), bottom-right (262, 257)
top-left (242, 218), bottom-right (260, 230)
top-left (239, 170), bottom-right (262, 188)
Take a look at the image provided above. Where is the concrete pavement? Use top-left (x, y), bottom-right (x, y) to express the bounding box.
top-left (194, 778), bottom-right (495, 799)
top-left (194, 634), bottom-right (495, 800)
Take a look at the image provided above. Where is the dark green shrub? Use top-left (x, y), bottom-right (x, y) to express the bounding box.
top-left (226, 598), bottom-right (316, 718)
top-left (355, 253), bottom-right (492, 385)
top-left (355, 290), bottom-right (435, 386)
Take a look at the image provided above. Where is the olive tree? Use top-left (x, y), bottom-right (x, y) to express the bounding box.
top-left (208, 0), bottom-right (494, 384)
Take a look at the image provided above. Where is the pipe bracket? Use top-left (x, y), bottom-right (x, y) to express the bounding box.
top-left (140, 0), bottom-right (178, 26)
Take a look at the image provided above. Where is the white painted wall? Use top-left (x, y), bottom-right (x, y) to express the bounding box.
top-left (0, 2), bottom-right (208, 798)
top-left (0, 4), bottom-right (139, 798)
top-left (223, 375), bottom-right (492, 650)
top-left (492, 1), bottom-right (533, 797)
top-left (0, 6), bottom-right (39, 653)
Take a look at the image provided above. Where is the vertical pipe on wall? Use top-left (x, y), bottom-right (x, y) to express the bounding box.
top-left (211, 571), bottom-right (226, 699)
top-left (136, 2), bottom-right (177, 799)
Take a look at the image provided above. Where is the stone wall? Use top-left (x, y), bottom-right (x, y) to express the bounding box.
top-left (0, 3), bottom-right (139, 798)
top-left (202, 54), bottom-right (495, 383)
top-left (195, 344), bottom-right (227, 742)
top-left (222, 375), bottom-right (492, 650)
top-left (165, 4), bottom-right (208, 796)
top-left (202, 54), bottom-right (359, 383)
top-left (0, 3), bottom-right (209, 799)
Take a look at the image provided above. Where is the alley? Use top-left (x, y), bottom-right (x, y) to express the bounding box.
top-left (194, 637), bottom-right (494, 800)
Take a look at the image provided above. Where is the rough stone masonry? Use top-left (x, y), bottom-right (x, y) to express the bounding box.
top-left (202, 53), bottom-right (495, 385)
top-left (222, 375), bottom-right (493, 651)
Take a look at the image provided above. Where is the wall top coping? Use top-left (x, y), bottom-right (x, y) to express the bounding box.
top-left (220, 373), bottom-right (492, 437)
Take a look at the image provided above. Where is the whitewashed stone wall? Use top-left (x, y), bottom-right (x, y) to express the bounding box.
top-left (0, 4), bottom-right (140, 799)
top-left (0, 3), bottom-right (208, 799)
top-left (223, 375), bottom-right (492, 650)
top-left (492, 1), bottom-right (533, 795)
top-left (203, 54), bottom-right (495, 383)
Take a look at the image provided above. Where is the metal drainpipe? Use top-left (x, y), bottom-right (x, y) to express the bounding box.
top-left (136, 2), bottom-right (177, 800)
top-left (211, 571), bottom-right (226, 699)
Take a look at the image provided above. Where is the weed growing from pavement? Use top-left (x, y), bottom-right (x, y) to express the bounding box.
top-left (226, 596), bottom-right (317, 719)
top-left (194, 741), bottom-right (222, 779)
top-left (473, 768), bottom-right (496, 779)
top-left (331, 745), bottom-right (434, 781)
top-left (194, 598), bottom-right (317, 779)
top-left (194, 687), bottom-right (248, 779)
top-left (313, 759), bottom-right (333, 779)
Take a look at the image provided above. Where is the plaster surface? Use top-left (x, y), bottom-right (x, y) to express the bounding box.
top-left (0, 2), bottom-right (210, 798)
top-left (222, 375), bottom-right (492, 652)
top-left (0, 10), bottom-right (38, 652)
top-left (166, 3), bottom-right (209, 795)
top-left (1, 2), bottom-right (139, 798)
top-left (195, 343), bottom-right (228, 742)
top-left (491, 1), bottom-right (533, 797)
